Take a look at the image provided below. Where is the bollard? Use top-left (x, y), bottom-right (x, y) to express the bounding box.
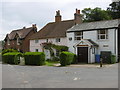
top-left (100, 58), bottom-right (102, 67)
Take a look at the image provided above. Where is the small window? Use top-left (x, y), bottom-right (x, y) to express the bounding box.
top-left (35, 40), bottom-right (39, 43)
top-left (56, 38), bottom-right (60, 42)
top-left (46, 39), bottom-right (48, 42)
top-left (69, 37), bottom-right (72, 41)
top-left (98, 30), bottom-right (108, 40)
top-left (74, 31), bottom-right (83, 40)
top-left (35, 49), bottom-right (39, 52)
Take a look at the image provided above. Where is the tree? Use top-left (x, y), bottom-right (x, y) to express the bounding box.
top-left (107, 1), bottom-right (120, 19)
top-left (82, 7), bottom-right (112, 22)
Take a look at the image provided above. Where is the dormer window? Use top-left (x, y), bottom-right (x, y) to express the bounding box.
top-left (98, 30), bottom-right (108, 40)
top-left (74, 31), bottom-right (83, 40)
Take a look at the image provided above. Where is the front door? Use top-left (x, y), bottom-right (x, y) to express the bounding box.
top-left (77, 47), bottom-right (88, 63)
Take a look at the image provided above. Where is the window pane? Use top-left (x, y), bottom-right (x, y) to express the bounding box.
top-left (100, 35), bottom-right (105, 39)
top-left (100, 30), bottom-right (105, 34)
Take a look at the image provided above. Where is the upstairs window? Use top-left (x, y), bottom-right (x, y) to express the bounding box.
top-left (46, 39), bottom-right (48, 42)
top-left (74, 31), bottom-right (83, 40)
top-left (35, 40), bottom-right (39, 43)
top-left (98, 30), bottom-right (108, 40)
top-left (56, 38), bottom-right (60, 42)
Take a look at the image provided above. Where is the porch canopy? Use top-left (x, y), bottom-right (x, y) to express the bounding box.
top-left (74, 39), bottom-right (99, 47)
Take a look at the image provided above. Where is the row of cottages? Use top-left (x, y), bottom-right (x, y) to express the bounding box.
top-left (4, 24), bottom-right (37, 52)
top-left (29, 9), bottom-right (82, 59)
top-left (67, 19), bottom-right (120, 63)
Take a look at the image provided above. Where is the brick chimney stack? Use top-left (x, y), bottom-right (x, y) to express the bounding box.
top-left (74, 8), bottom-right (82, 24)
top-left (55, 10), bottom-right (62, 22)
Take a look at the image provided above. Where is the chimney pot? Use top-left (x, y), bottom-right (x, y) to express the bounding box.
top-left (55, 10), bottom-right (62, 22)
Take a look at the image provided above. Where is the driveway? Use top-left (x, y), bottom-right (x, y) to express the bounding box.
top-left (2, 63), bottom-right (118, 88)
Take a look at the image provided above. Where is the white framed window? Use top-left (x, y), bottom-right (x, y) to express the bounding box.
top-left (98, 30), bottom-right (108, 40)
top-left (35, 49), bottom-right (39, 52)
top-left (56, 38), bottom-right (60, 42)
top-left (35, 40), bottom-right (39, 43)
top-left (74, 31), bottom-right (83, 40)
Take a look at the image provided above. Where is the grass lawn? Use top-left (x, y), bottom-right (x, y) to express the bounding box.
top-left (45, 61), bottom-right (59, 66)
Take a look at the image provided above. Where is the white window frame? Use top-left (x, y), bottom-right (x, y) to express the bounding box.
top-left (98, 29), bottom-right (108, 40)
top-left (74, 31), bottom-right (83, 40)
top-left (56, 38), bottom-right (60, 42)
top-left (35, 40), bottom-right (39, 43)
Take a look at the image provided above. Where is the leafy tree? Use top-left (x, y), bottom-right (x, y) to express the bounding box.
top-left (82, 7), bottom-right (112, 22)
top-left (107, 1), bottom-right (120, 19)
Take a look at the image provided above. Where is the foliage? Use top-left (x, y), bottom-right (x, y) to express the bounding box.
top-left (111, 55), bottom-right (116, 64)
top-left (42, 42), bottom-right (68, 59)
top-left (2, 49), bottom-right (18, 55)
top-left (52, 56), bottom-right (60, 61)
top-left (24, 52), bottom-right (45, 66)
top-left (82, 7), bottom-right (112, 22)
top-left (14, 53), bottom-right (23, 65)
top-left (2, 52), bottom-right (22, 64)
top-left (60, 51), bottom-right (76, 66)
top-left (107, 1), bottom-right (120, 19)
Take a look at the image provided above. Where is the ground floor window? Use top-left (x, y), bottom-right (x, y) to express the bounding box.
top-left (35, 49), bottom-right (39, 52)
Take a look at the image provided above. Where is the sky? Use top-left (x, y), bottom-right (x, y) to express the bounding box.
top-left (0, 0), bottom-right (112, 40)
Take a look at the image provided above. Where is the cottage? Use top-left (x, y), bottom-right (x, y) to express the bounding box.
top-left (29, 9), bottom-right (82, 59)
top-left (4, 24), bottom-right (37, 52)
top-left (67, 19), bottom-right (120, 63)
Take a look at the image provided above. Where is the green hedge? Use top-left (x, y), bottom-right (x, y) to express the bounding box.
top-left (111, 55), bottom-right (116, 64)
top-left (2, 52), bottom-right (22, 64)
top-left (2, 49), bottom-right (18, 55)
top-left (60, 52), bottom-right (76, 66)
top-left (24, 52), bottom-right (45, 65)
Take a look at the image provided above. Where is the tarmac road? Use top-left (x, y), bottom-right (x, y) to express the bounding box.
top-left (2, 63), bottom-right (118, 88)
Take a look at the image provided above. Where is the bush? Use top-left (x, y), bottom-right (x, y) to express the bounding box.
top-left (60, 52), bottom-right (76, 66)
top-left (24, 52), bottom-right (45, 66)
top-left (111, 55), bottom-right (116, 64)
top-left (71, 54), bottom-right (78, 64)
top-left (2, 49), bottom-right (18, 55)
top-left (52, 56), bottom-right (60, 61)
top-left (2, 52), bottom-right (22, 64)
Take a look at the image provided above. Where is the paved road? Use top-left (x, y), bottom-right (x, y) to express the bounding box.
top-left (2, 63), bottom-right (118, 88)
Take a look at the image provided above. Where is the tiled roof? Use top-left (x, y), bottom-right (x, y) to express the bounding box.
top-left (67, 19), bottom-right (120, 32)
top-left (6, 27), bottom-right (36, 40)
top-left (29, 20), bottom-right (75, 39)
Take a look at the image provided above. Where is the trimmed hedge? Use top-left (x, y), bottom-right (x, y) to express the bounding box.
top-left (2, 52), bottom-right (22, 64)
top-left (24, 52), bottom-right (45, 65)
top-left (2, 49), bottom-right (18, 55)
top-left (60, 52), bottom-right (76, 66)
top-left (111, 55), bottom-right (116, 64)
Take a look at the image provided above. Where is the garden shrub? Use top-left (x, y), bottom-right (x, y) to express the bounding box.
top-left (2, 49), bottom-right (18, 55)
top-left (52, 56), bottom-right (60, 61)
top-left (24, 52), bottom-right (45, 65)
top-left (60, 52), bottom-right (76, 66)
top-left (2, 52), bottom-right (22, 64)
top-left (111, 55), bottom-right (116, 64)
top-left (71, 54), bottom-right (78, 64)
